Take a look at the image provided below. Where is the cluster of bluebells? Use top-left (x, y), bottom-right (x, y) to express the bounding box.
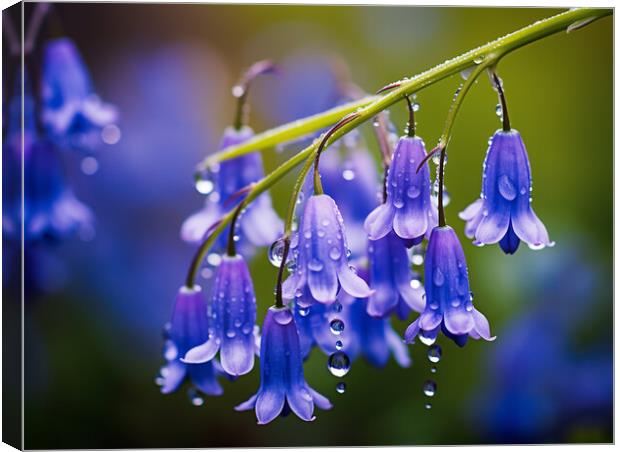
top-left (161, 61), bottom-right (553, 425)
top-left (3, 32), bottom-right (118, 251)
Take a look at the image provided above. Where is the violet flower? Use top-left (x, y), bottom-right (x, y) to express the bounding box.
top-left (159, 286), bottom-right (223, 396)
top-left (367, 231), bottom-right (425, 318)
top-left (183, 255), bottom-right (257, 376)
top-left (459, 130), bottom-right (552, 254)
top-left (3, 69), bottom-right (92, 241)
top-left (181, 126), bottom-right (283, 248)
top-left (404, 226), bottom-right (495, 347)
top-left (364, 135), bottom-right (437, 243)
top-left (320, 131), bottom-right (382, 258)
top-left (40, 38), bottom-right (118, 152)
top-left (283, 194), bottom-right (373, 304)
top-left (235, 306), bottom-right (332, 424)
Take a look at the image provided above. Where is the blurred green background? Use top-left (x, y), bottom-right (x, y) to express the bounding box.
top-left (15, 3), bottom-right (612, 447)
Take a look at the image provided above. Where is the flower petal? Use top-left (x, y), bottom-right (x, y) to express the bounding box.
top-left (182, 338), bottom-right (219, 364)
top-left (286, 386), bottom-right (315, 422)
top-left (404, 318), bottom-right (420, 344)
top-left (188, 362), bottom-right (224, 396)
top-left (255, 387), bottom-right (286, 425)
top-left (159, 360), bottom-right (187, 394)
top-left (364, 204), bottom-right (395, 240)
top-left (308, 386), bottom-right (333, 410)
top-left (337, 264), bottom-right (373, 299)
top-left (235, 393), bottom-right (258, 412)
top-left (444, 309), bottom-right (475, 335)
top-left (471, 307), bottom-right (496, 341)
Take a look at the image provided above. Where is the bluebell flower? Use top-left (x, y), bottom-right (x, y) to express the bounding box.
top-left (459, 130), bottom-right (552, 254)
top-left (40, 38), bottom-right (118, 152)
top-left (367, 231), bottom-right (425, 318)
top-left (235, 306), bottom-right (332, 424)
top-left (364, 135), bottom-right (436, 243)
top-left (283, 194), bottom-right (373, 304)
top-left (320, 131), bottom-right (382, 258)
top-left (183, 255), bottom-right (257, 376)
top-left (159, 286), bottom-right (223, 396)
top-left (3, 69), bottom-right (92, 241)
top-left (404, 226), bottom-right (494, 347)
top-left (181, 126), bottom-right (283, 248)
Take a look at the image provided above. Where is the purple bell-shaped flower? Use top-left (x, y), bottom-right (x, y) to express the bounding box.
top-left (159, 286), bottom-right (224, 396)
top-left (459, 130), bottom-right (552, 254)
top-left (367, 231), bottom-right (425, 318)
top-left (183, 255), bottom-right (257, 376)
top-left (404, 226), bottom-right (495, 347)
top-left (235, 306), bottom-right (332, 424)
top-left (181, 126), bottom-right (283, 248)
top-left (40, 38), bottom-right (118, 152)
top-left (283, 194), bottom-right (373, 304)
top-left (364, 135), bottom-right (436, 243)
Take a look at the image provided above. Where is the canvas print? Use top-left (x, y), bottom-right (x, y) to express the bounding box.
top-left (2, 2), bottom-right (613, 449)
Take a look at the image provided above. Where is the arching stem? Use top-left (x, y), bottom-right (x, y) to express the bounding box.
top-left (492, 72), bottom-right (511, 132)
top-left (232, 60), bottom-right (277, 130)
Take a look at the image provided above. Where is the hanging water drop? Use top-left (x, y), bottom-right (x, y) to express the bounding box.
top-left (430, 366), bottom-right (437, 374)
top-left (330, 318), bottom-right (345, 335)
top-left (336, 382), bottom-right (346, 394)
top-left (268, 238), bottom-right (286, 267)
top-left (423, 379), bottom-right (437, 397)
top-left (187, 388), bottom-right (205, 406)
top-left (342, 169), bottom-right (355, 181)
top-left (333, 301), bottom-right (343, 313)
top-left (335, 340), bottom-right (343, 350)
top-left (428, 344), bottom-right (442, 363)
top-left (495, 103), bottom-right (503, 118)
top-left (327, 351), bottom-right (351, 377)
top-left (425, 403), bottom-right (432, 410)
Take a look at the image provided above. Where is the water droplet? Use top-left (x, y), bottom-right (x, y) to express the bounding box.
top-left (330, 318), bottom-right (345, 335)
top-left (498, 174), bottom-right (517, 200)
top-left (268, 238), bottom-right (286, 267)
top-left (327, 351), bottom-right (351, 377)
top-left (407, 186), bottom-right (421, 198)
top-left (419, 334), bottom-right (436, 346)
top-left (333, 301), bottom-right (343, 313)
top-left (207, 253), bottom-right (221, 267)
top-left (474, 55), bottom-right (485, 65)
top-left (81, 156), bottom-right (99, 175)
top-left (410, 278), bottom-right (422, 290)
top-left (335, 340), bottom-right (343, 350)
top-left (425, 403), bottom-right (432, 410)
top-left (412, 102), bottom-right (420, 112)
top-left (393, 198), bottom-right (405, 208)
top-left (187, 388), bottom-right (204, 406)
top-left (428, 344), bottom-right (442, 363)
top-left (433, 268), bottom-right (445, 286)
top-left (329, 247), bottom-right (342, 260)
top-left (298, 306), bottom-right (310, 317)
top-left (495, 104), bottom-right (503, 118)
top-left (336, 382), bottom-right (346, 394)
top-left (226, 329), bottom-right (236, 339)
top-left (342, 169), bottom-right (355, 181)
top-left (308, 259), bottom-right (324, 272)
top-left (195, 176), bottom-right (214, 195)
top-left (430, 366), bottom-right (437, 373)
top-left (423, 379), bottom-right (437, 397)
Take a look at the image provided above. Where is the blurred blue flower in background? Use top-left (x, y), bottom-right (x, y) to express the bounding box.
top-left (470, 244), bottom-right (612, 442)
top-left (40, 37), bottom-right (118, 153)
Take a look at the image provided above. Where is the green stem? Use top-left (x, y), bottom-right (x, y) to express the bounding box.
top-left (201, 8), bottom-right (609, 170)
top-left (184, 7), bottom-right (610, 287)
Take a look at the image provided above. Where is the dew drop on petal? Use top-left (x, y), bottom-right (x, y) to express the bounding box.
top-left (308, 259), bottom-right (324, 272)
top-left (329, 247), bottom-right (342, 260)
top-left (433, 268), bottom-right (445, 287)
top-left (327, 351), bottom-right (351, 377)
top-left (342, 169), bottom-right (355, 181)
top-left (407, 186), bottom-right (421, 198)
top-left (498, 174), bottom-right (517, 200)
